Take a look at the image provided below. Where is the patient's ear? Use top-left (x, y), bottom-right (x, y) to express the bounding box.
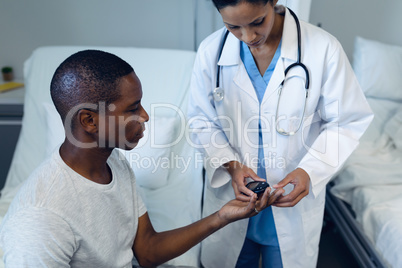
top-left (78, 109), bottom-right (98, 134)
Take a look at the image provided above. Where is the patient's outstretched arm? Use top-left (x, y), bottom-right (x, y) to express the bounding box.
top-left (133, 187), bottom-right (284, 267)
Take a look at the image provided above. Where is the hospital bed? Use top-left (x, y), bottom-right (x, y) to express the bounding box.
top-left (328, 36), bottom-right (402, 268)
top-left (0, 46), bottom-right (202, 267)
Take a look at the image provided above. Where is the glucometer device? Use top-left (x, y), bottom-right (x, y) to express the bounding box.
top-left (245, 181), bottom-right (270, 194)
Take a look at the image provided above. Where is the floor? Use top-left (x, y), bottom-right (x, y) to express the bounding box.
top-left (254, 208), bottom-right (360, 268)
top-left (316, 210), bottom-right (360, 268)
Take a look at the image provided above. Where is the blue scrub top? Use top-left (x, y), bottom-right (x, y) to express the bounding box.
top-left (240, 40), bottom-right (282, 246)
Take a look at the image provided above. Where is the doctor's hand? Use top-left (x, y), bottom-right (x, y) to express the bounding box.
top-left (273, 168), bottom-right (310, 207)
top-left (223, 161), bottom-right (266, 202)
top-left (218, 186), bottom-right (285, 223)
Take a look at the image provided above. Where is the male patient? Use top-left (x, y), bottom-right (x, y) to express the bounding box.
top-left (0, 50), bottom-right (283, 267)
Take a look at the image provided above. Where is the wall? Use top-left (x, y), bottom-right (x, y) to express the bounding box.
top-left (309, 0), bottom-right (402, 62)
top-left (0, 0), bottom-right (199, 79)
top-left (0, 0), bottom-right (313, 80)
top-left (10, 0), bottom-right (398, 80)
top-left (278, 0), bottom-right (312, 22)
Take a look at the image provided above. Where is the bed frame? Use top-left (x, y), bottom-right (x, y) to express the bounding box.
top-left (325, 183), bottom-right (387, 268)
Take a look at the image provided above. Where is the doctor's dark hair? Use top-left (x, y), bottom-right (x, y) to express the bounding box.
top-left (50, 50), bottom-right (134, 123)
top-left (212, 0), bottom-right (273, 10)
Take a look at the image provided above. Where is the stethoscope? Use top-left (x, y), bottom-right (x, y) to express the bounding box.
top-left (214, 8), bottom-right (310, 136)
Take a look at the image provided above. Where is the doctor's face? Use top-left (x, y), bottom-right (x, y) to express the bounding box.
top-left (219, 1), bottom-right (278, 49)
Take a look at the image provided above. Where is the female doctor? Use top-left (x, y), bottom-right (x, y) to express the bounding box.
top-left (187, 0), bottom-right (373, 267)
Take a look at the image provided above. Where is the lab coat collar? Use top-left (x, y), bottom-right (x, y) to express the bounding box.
top-left (217, 31), bottom-right (240, 66)
top-left (280, 7), bottom-right (298, 62)
top-left (217, 7), bottom-right (299, 66)
top-left (216, 7), bottom-right (300, 104)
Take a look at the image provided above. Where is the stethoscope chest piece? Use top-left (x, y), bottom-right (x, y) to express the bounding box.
top-left (213, 87), bottom-right (224, 102)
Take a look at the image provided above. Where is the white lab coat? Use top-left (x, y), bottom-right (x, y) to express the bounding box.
top-left (188, 8), bottom-right (373, 268)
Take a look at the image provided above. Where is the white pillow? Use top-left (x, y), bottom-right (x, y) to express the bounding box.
top-left (120, 116), bottom-right (180, 189)
top-left (353, 36), bottom-right (402, 101)
top-left (44, 103), bottom-right (64, 156)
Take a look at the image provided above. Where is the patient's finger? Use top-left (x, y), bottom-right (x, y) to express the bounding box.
top-left (255, 187), bottom-right (284, 211)
top-left (246, 194), bottom-right (258, 216)
top-left (255, 187), bottom-right (271, 208)
top-left (269, 188), bottom-right (285, 204)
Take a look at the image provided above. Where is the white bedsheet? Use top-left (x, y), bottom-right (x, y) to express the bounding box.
top-left (349, 186), bottom-right (402, 268)
top-left (331, 97), bottom-right (402, 268)
top-left (331, 98), bottom-right (402, 197)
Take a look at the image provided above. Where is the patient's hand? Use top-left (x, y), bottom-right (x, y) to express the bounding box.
top-left (217, 187), bottom-right (285, 224)
top-left (223, 161), bottom-right (265, 202)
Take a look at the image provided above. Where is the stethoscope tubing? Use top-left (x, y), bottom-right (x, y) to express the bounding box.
top-left (284, 8), bottom-right (310, 90)
top-left (215, 7), bottom-right (310, 136)
top-left (216, 30), bottom-right (230, 89)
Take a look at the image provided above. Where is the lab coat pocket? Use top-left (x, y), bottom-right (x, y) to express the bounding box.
top-left (301, 203), bottom-right (325, 256)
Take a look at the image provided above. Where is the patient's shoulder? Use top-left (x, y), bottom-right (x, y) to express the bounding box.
top-left (7, 153), bottom-right (70, 208)
top-left (0, 155), bottom-right (70, 231)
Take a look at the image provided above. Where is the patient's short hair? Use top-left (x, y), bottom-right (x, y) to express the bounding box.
top-left (50, 50), bottom-right (134, 124)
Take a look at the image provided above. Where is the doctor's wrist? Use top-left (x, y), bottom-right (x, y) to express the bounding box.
top-left (223, 161), bottom-right (242, 176)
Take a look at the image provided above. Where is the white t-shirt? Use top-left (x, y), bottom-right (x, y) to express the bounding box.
top-left (0, 149), bottom-right (147, 267)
